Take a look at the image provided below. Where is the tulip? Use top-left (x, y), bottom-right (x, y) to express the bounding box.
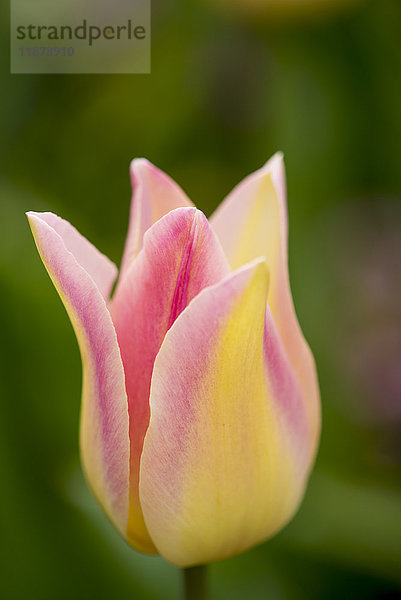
top-left (27, 154), bottom-right (320, 567)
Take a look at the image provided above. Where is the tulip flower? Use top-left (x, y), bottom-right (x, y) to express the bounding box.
top-left (27, 153), bottom-right (320, 569)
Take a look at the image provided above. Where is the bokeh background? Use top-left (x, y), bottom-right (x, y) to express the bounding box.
top-left (1, 0), bottom-right (401, 598)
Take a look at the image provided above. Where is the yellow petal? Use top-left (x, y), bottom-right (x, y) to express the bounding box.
top-left (140, 260), bottom-right (311, 566)
top-left (210, 154), bottom-right (320, 450)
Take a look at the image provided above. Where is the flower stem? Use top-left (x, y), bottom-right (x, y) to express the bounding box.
top-left (182, 565), bottom-right (208, 600)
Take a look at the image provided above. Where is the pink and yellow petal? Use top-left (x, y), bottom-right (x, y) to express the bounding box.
top-left (210, 154), bottom-right (287, 272)
top-left (27, 212), bottom-right (130, 536)
top-left (139, 260), bottom-right (310, 567)
top-left (110, 207), bottom-right (230, 553)
top-left (210, 154), bottom-right (320, 452)
top-left (119, 159), bottom-right (194, 282)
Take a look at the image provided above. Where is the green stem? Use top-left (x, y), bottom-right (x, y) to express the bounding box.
top-left (182, 565), bottom-right (208, 600)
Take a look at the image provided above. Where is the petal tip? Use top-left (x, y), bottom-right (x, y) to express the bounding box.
top-left (26, 210), bottom-right (41, 223)
top-left (248, 256), bottom-right (270, 288)
top-left (223, 256), bottom-right (269, 298)
top-left (264, 153), bottom-right (286, 197)
top-left (129, 158), bottom-right (164, 185)
top-left (258, 152), bottom-right (284, 180)
top-left (129, 158), bottom-right (156, 189)
top-left (26, 211), bottom-right (47, 235)
top-left (130, 157), bottom-right (153, 173)
top-left (269, 150), bottom-right (284, 164)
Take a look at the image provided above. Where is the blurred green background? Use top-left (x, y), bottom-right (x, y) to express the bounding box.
top-left (1, 0), bottom-right (401, 598)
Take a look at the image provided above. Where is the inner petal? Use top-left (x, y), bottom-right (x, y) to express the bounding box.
top-left (110, 207), bottom-right (229, 551)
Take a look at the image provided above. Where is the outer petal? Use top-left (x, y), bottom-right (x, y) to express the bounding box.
top-left (110, 207), bottom-right (230, 553)
top-left (119, 159), bottom-right (194, 282)
top-left (28, 212), bottom-right (118, 300)
top-left (140, 260), bottom-right (311, 567)
top-left (210, 154), bottom-right (320, 450)
top-left (27, 212), bottom-right (130, 536)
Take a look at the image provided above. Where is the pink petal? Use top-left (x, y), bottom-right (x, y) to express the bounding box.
top-left (119, 159), bottom-right (194, 282)
top-left (30, 212), bottom-right (118, 300)
top-left (110, 207), bottom-right (230, 552)
top-left (27, 212), bottom-right (130, 536)
top-left (140, 260), bottom-right (312, 566)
